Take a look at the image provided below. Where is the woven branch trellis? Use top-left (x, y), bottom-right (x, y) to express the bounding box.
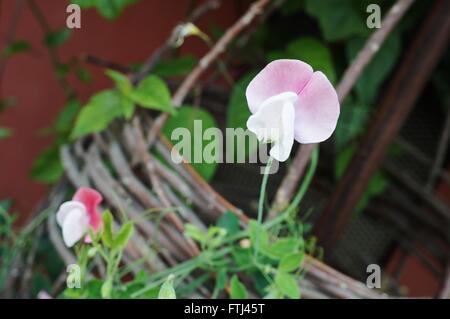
top-left (54, 117), bottom-right (385, 299)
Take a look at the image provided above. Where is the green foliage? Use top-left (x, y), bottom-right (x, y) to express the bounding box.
top-left (184, 223), bottom-right (207, 244)
top-left (76, 67), bottom-right (93, 84)
top-left (106, 70), bottom-right (132, 95)
top-left (54, 100), bottom-right (81, 135)
top-left (129, 75), bottom-right (173, 112)
top-left (347, 32), bottom-right (401, 104)
top-left (268, 37), bottom-right (336, 84)
top-left (334, 97), bottom-right (371, 151)
top-left (114, 221), bottom-right (134, 249)
top-left (101, 210), bottom-right (134, 250)
top-left (217, 211), bottom-right (240, 237)
top-left (153, 55), bottom-right (197, 78)
top-left (305, 0), bottom-right (369, 42)
top-left (31, 100), bottom-right (80, 184)
top-left (226, 72), bottom-right (259, 159)
top-left (332, 32), bottom-right (402, 216)
top-left (264, 237), bottom-right (301, 260)
top-left (45, 29), bottom-right (71, 48)
top-left (71, 90), bottom-right (127, 138)
top-left (107, 70), bottom-right (174, 116)
top-left (30, 145), bottom-right (64, 183)
top-left (162, 106), bottom-right (219, 181)
top-left (248, 220), bottom-right (269, 252)
top-left (158, 275), bottom-right (176, 299)
top-left (63, 211), bottom-right (135, 299)
top-left (230, 275), bottom-right (248, 299)
top-left (279, 0), bottom-right (304, 16)
top-left (279, 252), bottom-right (304, 272)
top-left (1, 40), bottom-right (30, 58)
top-left (0, 127), bottom-right (12, 139)
top-left (0, 205), bottom-right (60, 297)
top-left (185, 224), bottom-right (226, 250)
top-left (71, 0), bottom-right (139, 20)
top-left (275, 271), bottom-right (300, 299)
top-left (102, 211), bottom-right (114, 248)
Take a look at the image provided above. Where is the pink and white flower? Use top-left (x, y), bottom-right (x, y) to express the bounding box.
top-left (246, 59), bottom-right (340, 162)
top-left (56, 187), bottom-right (103, 247)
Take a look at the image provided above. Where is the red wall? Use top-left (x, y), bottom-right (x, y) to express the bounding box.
top-left (0, 0), bottom-right (237, 222)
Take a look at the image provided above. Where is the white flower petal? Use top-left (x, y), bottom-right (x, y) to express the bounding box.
top-left (269, 101), bottom-right (295, 162)
top-left (62, 208), bottom-right (89, 247)
top-left (56, 201), bottom-right (86, 227)
top-left (246, 92), bottom-right (296, 162)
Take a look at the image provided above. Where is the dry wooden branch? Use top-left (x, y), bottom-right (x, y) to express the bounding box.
top-left (426, 105), bottom-right (450, 191)
top-left (130, 119), bottom-right (201, 257)
top-left (51, 0), bottom-right (399, 299)
top-left (315, 0), bottom-right (450, 249)
top-left (146, 0), bottom-right (270, 147)
top-left (131, 0), bottom-right (223, 85)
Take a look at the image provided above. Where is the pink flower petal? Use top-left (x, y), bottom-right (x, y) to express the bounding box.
top-left (73, 187), bottom-right (102, 232)
top-left (294, 71), bottom-right (340, 144)
top-left (246, 59), bottom-right (313, 113)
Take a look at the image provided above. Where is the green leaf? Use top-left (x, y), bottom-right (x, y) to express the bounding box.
top-left (71, 90), bottom-right (125, 138)
top-left (106, 69), bottom-right (132, 96)
top-left (130, 75), bottom-right (173, 112)
top-left (162, 106), bottom-right (219, 181)
top-left (101, 279), bottom-right (113, 299)
top-left (114, 221), bottom-right (134, 249)
top-left (55, 63), bottom-right (71, 78)
top-left (335, 144), bottom-right (356, 179)
top-left (0, 199), bottom-right (12, 213)
top-left (230, 275), bottom-right (248, 299)
top-left (105, 70), bottom-right (135, 118)
top-left (184, 223), bottom-right (206, 244)
top-left (305, 0), bottom-right (368, 42)
top-left (275, 271), bottom-right (300, 299)
top-left (217, 211), bottom-right (240, 236)
top-left (249, 220), bottom-right (269, 252)
top-left (72, 0), bottom-right (138, 20)
top-left (334, 97), bottom-right (371, 151)
top-left (55, 100), bottom-right (81, 134)
top-left (232, 248), bottom-right (252, 268)
top-left (121, 96), bottom-right (135, 119)
top-left (158, 275), bottom-right (176, 299)
top-left (279, 0), bottom-right (304, 16)
top-left (0, 127), bottom-right (12, 139)
top-left (279, 252), bottom-right (304, 272)
top-left (347, 32), bottom-right (401, 104)
top-left (153, 55), bottom-right (197, 77)
top-left (215, 268), bottom-right (227, 292)
top-left (30, 146), bottom-right (64, 183)
top-left (45, 29), bottom-right (71, 48)
top-left (2, 40), bottom-right (30, 58)
top-left (102, 210), bottom-right (114, 248)
top-left (226, 72), bottom-right (259, 160)
top-left (270, 37), bottom-right (336, 84)
top-left (265, 237), bottom-right (301, 259)
top-left (76, 68), bottom-right (92, 84)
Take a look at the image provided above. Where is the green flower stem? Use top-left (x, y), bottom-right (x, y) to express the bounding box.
top-left (130, 149), bottom-right (319, 299)
top-left (283, 146), bottom-right (319, 216)
top-left (255, 156), bottom-right (274, 260)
